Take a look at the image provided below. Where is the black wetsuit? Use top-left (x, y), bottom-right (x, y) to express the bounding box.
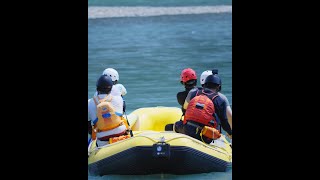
top-left (176, 87), bottom-right (194, 114)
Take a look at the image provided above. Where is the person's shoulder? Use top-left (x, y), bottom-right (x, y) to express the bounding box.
top-left (217, 92), bottom-right (227, 100)
top-left (116, 84), bottom-right (127, 96)
top-left (218, 92), bottom-right (231, 103)
top-left (111, 87), bottom-right (121, 96)
top-left (115, 84), bottom-right (126, 90)
top-left (112, 94), bottom-right (123, 100)
top-left (218, 92), bottom-right (227, 98)
top-left (214, 94), bottom-right (226, 104)
top-left (88, 98), bottom-right (95, 107)
top-left (189, 87), bottom-right (201, 94)
top-left (177, 90), bottom-right (185, 96)
top-left (188, 87), bottom-right (201, 99)
top-left (116, 83), bottom-right (125, 87)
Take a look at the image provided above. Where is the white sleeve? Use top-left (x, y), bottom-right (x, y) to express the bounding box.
top-left (88, 99), bottom-right (97, 122)
top-left (111, 95), bottom-right (124, 114)
top-left (110, 86), bottom-right (121, 96)
top-left (117, 84), bottom-right (127, 96)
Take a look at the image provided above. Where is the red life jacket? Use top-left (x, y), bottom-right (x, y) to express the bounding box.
top-left (184, 89), bottom-right (219, 128)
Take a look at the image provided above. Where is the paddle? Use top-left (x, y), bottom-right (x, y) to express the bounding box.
top-left (124, 111), bottom-right (134, 137)
top-left (123, 100), bottom-right (134, 137)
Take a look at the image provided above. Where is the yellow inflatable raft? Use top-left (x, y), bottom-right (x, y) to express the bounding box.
top-left (88, 106), bottom-right (232, 176)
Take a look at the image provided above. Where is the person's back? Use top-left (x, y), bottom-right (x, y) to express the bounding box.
top-left (88, 94), bottom-right (124, 123)
top-left (113, 84), bottom-right (127, 96)
top-left (174, 74), bottom-right (232, 143)
top-left (200, 69), bottom-right (232, 130)
top-left (88, 75), bottom-right (128, 147)
top-left (176, 68), bottom-right (198, 114)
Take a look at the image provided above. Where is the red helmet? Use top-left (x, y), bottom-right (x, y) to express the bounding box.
top-left (180, 68), bottom-right (197, 83)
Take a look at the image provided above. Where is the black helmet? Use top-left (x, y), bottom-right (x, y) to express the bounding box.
top-left (96, 75), bottom-right (113, 93)
top-left (204, 74), bottom-right (221, 85)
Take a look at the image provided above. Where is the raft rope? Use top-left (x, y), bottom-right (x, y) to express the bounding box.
top-left (89, 133), bottom-right (231, 157)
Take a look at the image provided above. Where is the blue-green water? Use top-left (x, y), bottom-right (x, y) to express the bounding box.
top-left (88, 0), bottom-right (232, 179)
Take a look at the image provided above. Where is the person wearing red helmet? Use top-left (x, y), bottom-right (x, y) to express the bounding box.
top-left (176, 68), bottom-right (198, 115)
top-left (165, 68), bottom-right (198, 131)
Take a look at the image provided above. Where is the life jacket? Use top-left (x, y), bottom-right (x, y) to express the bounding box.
top-left (91, 95), bottom-right (126, 141)
top-left (93, 95), bottom-right (123, 131)
top-left (185, 121), bottom-right (221, 141)
top-left (109, 134), bottom-right (131, 144)
top-left (184, 89), bottom-right (219, 128)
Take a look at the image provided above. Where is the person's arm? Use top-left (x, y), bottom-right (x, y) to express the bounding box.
top-left (88, 99), bottom-right (97, 135)
top-left (176, 92), bottom-right (186, 114)
top-left (183, 93), bottom-right (191, 111)
top-left (226, 105), bottom-right (232, 129)
top-left (183, 88), bottom-right (197, 110)
top-left (215, 98), bottom-right (232, 136)
top-left (176, 91), bottom-right (186, 107)
top-left (112, 95), bottom-right (124, 114)
top-left (218, 92), bottom-right (232, 130)
top-left (118, 84), bottom-right (127, 96)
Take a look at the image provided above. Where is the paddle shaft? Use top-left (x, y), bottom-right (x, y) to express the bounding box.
top-left (123, 110), bottom-right (134, 137)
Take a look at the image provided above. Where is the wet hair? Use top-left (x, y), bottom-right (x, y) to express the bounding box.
top-left (97, 87), bottom-right (112, 94)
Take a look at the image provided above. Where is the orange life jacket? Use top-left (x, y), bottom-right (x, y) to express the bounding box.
top-left (184, 89), bottom-right (219, 128)
top-left (91, 95), bottom-right (131, 142)
top-left (93, 95), bottom-right (123, 132)
top-left (109, 134), bottom-right (131, 144)
top-left (201, 125), bottom-right (221, 140)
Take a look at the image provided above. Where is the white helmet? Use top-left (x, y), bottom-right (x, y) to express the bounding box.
top-left (200, 70), bottom-right (213, 85)
top-left (102, 68), bottom-right (119, 82)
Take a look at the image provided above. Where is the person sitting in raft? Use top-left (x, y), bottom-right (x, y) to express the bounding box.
top-left (176, 68), bottom-right (198, 115)
top-left (88, 75), bottom-right (130, 147)
top-left (93, 68), bottom-right (128, 113)
top-left (165, 68), bottom-right (198, 131)
top-left (200, 69), bottom-right (232, 131)
top-left (174, 74), bottom-right (232, 144)
top-left (102, 68), bottom-right (127, 97)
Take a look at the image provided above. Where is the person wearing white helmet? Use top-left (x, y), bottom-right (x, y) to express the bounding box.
top-left (200, 69), bottom-right (232, 130)
top-left (92, 68), bottom-right (128, 112)
top-left (102, 68), bottom-right (127, 97)
top-left (93, 68), bottom-right (126, 96)
top-left (102, 68), bottom-right (128, 113)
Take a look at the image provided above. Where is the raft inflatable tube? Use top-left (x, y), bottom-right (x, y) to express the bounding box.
top-left (88, 106), bottom-right (232, 175)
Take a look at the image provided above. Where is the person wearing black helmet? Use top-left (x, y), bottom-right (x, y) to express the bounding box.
top-left (200, 69), bottom-right (232, 130)
top-left (88, 75), bottom-right (127, 147)
top-left (174, 74), bottom-right (232, 143)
